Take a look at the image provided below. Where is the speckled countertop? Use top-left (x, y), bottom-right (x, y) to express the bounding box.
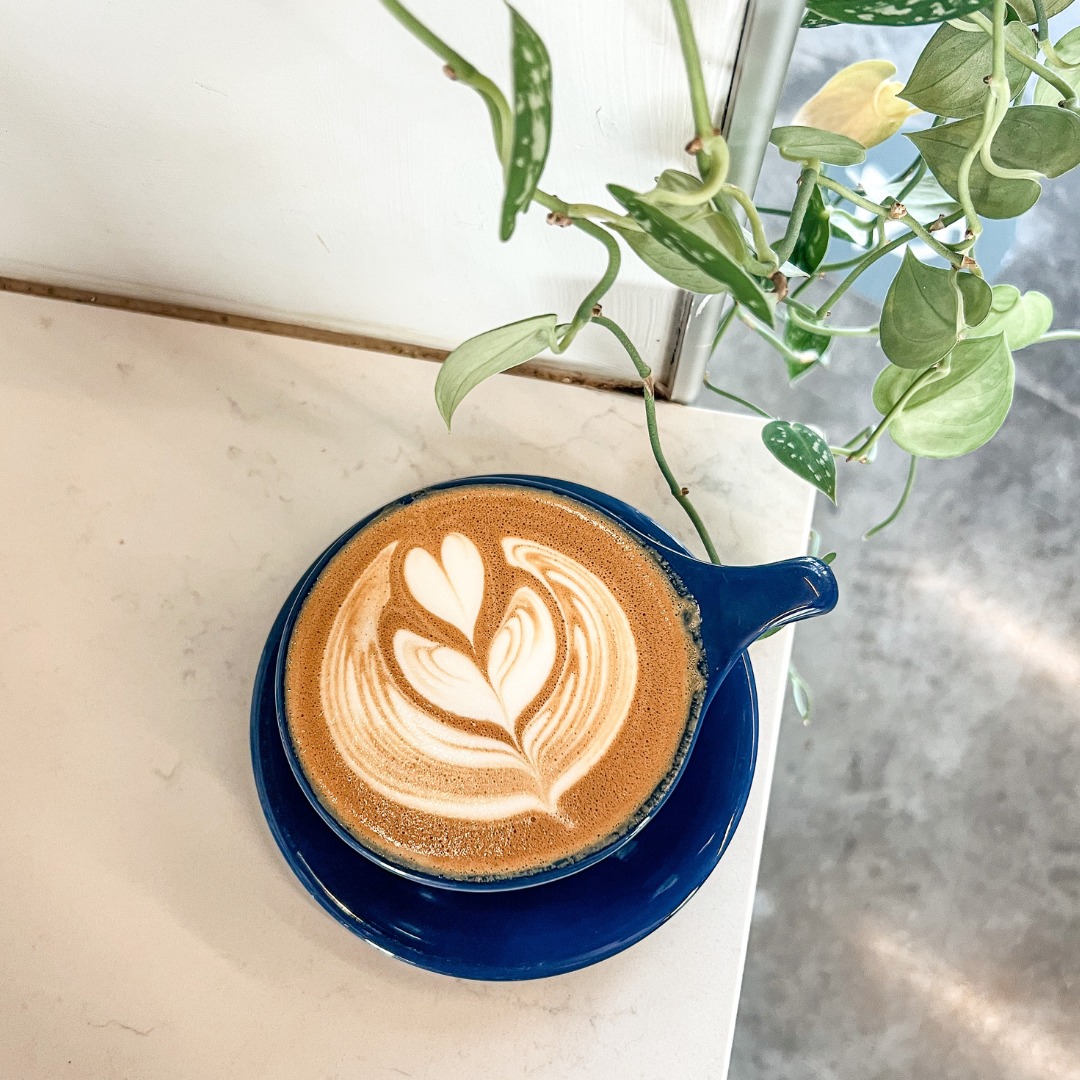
top-left (0, 291), bottom-right (815, 1080)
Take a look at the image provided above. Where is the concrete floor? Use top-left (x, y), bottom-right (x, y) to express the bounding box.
top-left (716, 24), bottom-right (1080, 1080)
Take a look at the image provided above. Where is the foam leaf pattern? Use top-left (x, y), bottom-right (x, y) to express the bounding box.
top-left (321, 534), bottom-right (638, 820)
top-left (486, 585), bottom-right (558, 734)
top-left (393, 630), bottom-right (510, 731)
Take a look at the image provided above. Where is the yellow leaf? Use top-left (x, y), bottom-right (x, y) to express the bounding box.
top-left (792, 60), bottom-right (919, 149)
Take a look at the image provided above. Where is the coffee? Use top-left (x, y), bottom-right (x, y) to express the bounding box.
top-left (284, 484), bottom-right (705, 880)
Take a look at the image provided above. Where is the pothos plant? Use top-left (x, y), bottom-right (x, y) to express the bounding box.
top-left (378, 0), bottom-right (1080, 709)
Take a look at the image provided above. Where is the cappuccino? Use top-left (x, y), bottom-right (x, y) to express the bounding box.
top-left (284, 485), bottom-right (705, 880)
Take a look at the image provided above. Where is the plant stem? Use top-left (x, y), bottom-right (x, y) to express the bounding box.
top-left (668, 0), bottom-right (715, 144)
top-left (816, 175), bottom-right (966, 267)
top-left (757, 206), bottom-right (792, 216)
top-left (818, 251), bottom-right (876, 273)
top-left (832, 208), bottom-right (878, 246)
top-left (710, 302), bottom-right (738, 354)
top-left (1042, 37), bottom-right (1080, 70)
top-left (564, 202), bottom-right (637, 227)
top-left (830, 426), bottom-right (874, 458)
top-left (722, 184), bottom-right (779, 269)
top-left (960, 3), bottom-right (1048, 215)
top-left (847, 362), bottom-right (949, 461)
top-left (1034, 0), bottom-right (1050, 50)
top-left (814, 210), bottom-right (964, 316)
top-left (952, 5), bottom-right (1015, 227)
top-left (592, 315), bottom-right (722, 564)
top-left (894, 157), bottom-right (928, 204)
top-left (1033, 329), bottom-right (1080, 343)
top-left (773, 164), bottom-right (821, 265)
top-left (379, 0), bottom-right (512, 165)
top-left (651, 135), bottom-right (730, 206)
top-left (735, 307), bottom-right (821, 367)
top-left (864, 455), bottom-right (918, 539)
top-left (702, 377), bottom-right (775, 419)
top-left (787, 305), bottom-right (878, 337)
top-left (544, 215), bottom-right (621, 352)
top-left (1034, 0), bottom-right (1080, 67)
top-left (956, 95), bottom-right (996, 236)
top-left (817, 236), bottom-right (907, 315)
top-left (890, 153), bottom-right (925, 187)
top-left (984, 4), bottom-right (1045, 178)
top-left (842, 426), bottom-right (874, 448)
top-left (970, 11), bottom-right (1079, 108)
top-left (808, 323), bottom-right (880, 339)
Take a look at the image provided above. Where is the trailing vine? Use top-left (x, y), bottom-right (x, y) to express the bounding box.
top-left (379, 0), bottom-right (1079, 564)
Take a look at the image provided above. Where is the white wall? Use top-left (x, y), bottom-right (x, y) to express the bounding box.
top-left (0, 1), bottom-right (745, 379)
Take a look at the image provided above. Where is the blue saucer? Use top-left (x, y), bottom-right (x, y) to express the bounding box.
top-left (252, 620), bottom-right (758, 981)
top-left (250, 486), bottom-right (760, 980)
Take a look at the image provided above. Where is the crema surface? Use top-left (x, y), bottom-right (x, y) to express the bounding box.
top-left (285, 485), bottom-right (704, 879)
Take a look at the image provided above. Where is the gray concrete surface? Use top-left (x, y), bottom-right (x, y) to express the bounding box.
top-left (713, 22), bottom-right (1080, 1080)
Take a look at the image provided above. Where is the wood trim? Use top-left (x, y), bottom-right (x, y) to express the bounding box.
top-left (0, 275), bottom-right (644, 396)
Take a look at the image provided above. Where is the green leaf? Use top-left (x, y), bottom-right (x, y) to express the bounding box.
top-left (879, 250), bottom-right (963, 369)
top-left (996, 106), bottom-right (1080, 178)
top-left (788, 665), bottom-right (813, 724)
top-left (646, 170), bottom-right (743, 230)
top-left (966, 285), bottom-right (1053, 350)
top-left (790, 185), bottom-right (831, 275)
top-left (909, 106), bottom-right (1080, 219)
top-left (878, 259), bottom-right (988, 370)
top-left (829, 213), bottom-right (874, 246)
top-left (435, 314), bottom-right (558, 427)
top-left (761, 420), bottom-right (837, 502)
top-left (783, 318), bottom-right (830, 381)
top-left (902, 22), bottom-right (1036, 119)
top-left (910, 122), bottom-right (1038, 218)
top-left (1009, 0), bottom-right (1074, 23)
top-left (608, 184), bottom-right (774, 324)
top-left (614, 226), bottom-right (742, 294)
top-left (1033, 27), bottom-right (1080, 107)
top-left (803, 0), bottom-right (987, 27)
top-left (610, 171), bottom-right (749, 293)
top-left (499, 7), bottom-right (553, 242)
top-left (801, 7), bottom-right (839, 26)
top-left (770, 126), bottom-right (866, 166)
top-left (872, 335), bottom-right (1015, 457)
top-left (957, 272), bottom-right (993, 328)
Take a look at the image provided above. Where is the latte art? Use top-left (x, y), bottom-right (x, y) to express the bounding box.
top-left (285, 485), bottom-right (704, 880)
top-left (322, 532), bottom-right (638, 821)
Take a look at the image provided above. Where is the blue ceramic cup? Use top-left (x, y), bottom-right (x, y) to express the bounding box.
top-left (275, 475), bottom-right (837, 892)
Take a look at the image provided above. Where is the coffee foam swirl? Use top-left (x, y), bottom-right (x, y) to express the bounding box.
top-left (319, 532), bottom-right (638, 821)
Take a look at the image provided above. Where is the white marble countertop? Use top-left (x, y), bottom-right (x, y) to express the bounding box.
top-left (0, 291), bottom-right (815, 1080)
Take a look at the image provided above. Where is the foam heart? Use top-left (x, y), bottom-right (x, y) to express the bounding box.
top-left (403, 532), bottom-right (485, 643)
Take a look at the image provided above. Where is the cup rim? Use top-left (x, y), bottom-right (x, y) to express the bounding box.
top-left (273, 474), bottom-right (711, 893)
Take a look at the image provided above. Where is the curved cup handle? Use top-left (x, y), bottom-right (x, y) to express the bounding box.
top-left (677, 556), bottom-right (839, 688)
